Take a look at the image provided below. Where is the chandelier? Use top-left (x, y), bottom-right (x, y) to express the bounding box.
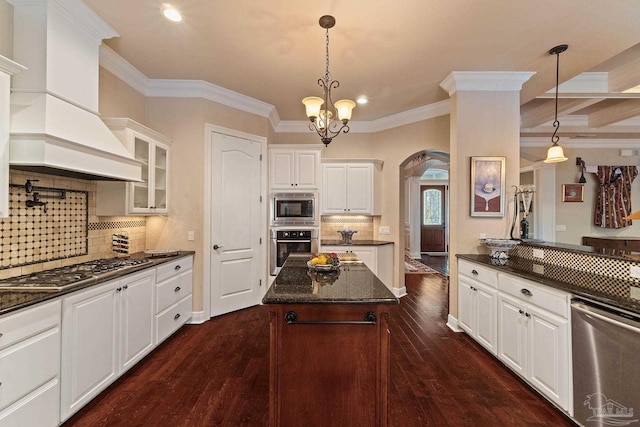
top-left (302, 15), bottom-right (356, 147)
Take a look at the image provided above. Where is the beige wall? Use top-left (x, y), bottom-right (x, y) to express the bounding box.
top-left (0, 0), bottom-right (12, 58)
top-left (523, 145), bottom-right (640, 245)
top-left (99, 69), bottom-right (146, 123)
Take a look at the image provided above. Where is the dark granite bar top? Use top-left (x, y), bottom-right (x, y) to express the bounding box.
top-left (262, 254), bottom-right (398, 305)
top-left (0, 251), bottom-right (195, 316)
top-left (321, 240), bottom-right (393, 246)
top-left (457, 254), bottom-right (640, 314)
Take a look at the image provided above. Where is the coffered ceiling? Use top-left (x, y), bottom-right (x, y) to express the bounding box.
top-left (84, 0), bottom-right (640, 143)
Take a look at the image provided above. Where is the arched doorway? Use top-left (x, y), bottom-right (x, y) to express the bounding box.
top-left (400, 150), bottom-right (450, 274)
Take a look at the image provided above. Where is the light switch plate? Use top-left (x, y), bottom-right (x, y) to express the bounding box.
top-left (555, 224), bottom-right (567, 231)
top-left (188, 231), bottom-right (195, 241)
top-left (631, 286), bottom-right (640, 300)
top-left (379, 226), bottom-right (390, 235)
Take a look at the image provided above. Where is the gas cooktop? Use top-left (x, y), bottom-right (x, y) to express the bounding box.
top-left (0, 258), bottom-right (150, 291)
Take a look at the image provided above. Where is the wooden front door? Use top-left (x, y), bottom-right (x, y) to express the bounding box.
top-left (420, 185), bottom-right (446, 252)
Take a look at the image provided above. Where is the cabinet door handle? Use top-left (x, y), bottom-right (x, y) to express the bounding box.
top-left (0, 333), bottom-right (3, 338)
top-left (525, 312), bottom-right (531, 318)
top-left (285, 311), bottom-right (377, 325)
top-left (471, 270), bottom-right (478, 275)
top-left (174, 286), bottom-right (181, 292)
top-left (520, 288), bottom-right (532, 296)
top-left (518, 309), bottom-right (524, 315)
top-left (175, 265), bottom-right (182, 270)
top-left (174, 313), bottom-right (181, 320)
top-left (122, 285), bottom-right (128, 290)
top-left (116, 287), bottom-right (122, 292)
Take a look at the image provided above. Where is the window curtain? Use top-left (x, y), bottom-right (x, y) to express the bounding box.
top-left (595, 166), bottom-right (638, 228)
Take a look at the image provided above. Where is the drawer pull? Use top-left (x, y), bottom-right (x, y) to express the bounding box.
top-left (174, 313), bottom-right (181, 320)
top-left (116, 287), bottom-right (122, 292)
top-left (525, 312), bottom-right (531, 318)
top-left (174, 286), bottom-right (181, 292)
top-left (471, 269), bottom-right (478, 275)
top-left (175, 265), bottom-right (181, 271)
top-left (518, 309), bottom-right (524, 315)
top-left (520, 288), bottom-right (532, 296)
top-left (0, 333), bottom-right (3, 338)
top-left (285, 311), bottom-right (377, 325)
top-left (123, 285), bottom-right (128, 290)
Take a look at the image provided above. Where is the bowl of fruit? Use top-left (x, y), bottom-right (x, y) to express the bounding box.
top-left (308, 252), bottom-right (340, 271)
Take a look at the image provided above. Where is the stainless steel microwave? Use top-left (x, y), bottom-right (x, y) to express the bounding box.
top-left (271, 193), bottom-right (317, 226)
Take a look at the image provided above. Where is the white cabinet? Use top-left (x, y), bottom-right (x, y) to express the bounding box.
top-left (269, 146), bottom-right (321, 190)
top-left (155, 255), bottom-right (193, 344)
top-left (97, 118), bottom-right (172, 215)
top-left (0, 56), bottom-right (26, 218)
top-left (321, 160), bottom-right (382, 215)
top-left (0, 300), bottom-right (61, 427)
top-left (60, 269), bottom-right (155, 421)
top-left (321, 244), bottom-right (393, 288)
top-left (457, 260), bottom-right (498, 355)
top-left (496, 274), bottom-right (570, 411)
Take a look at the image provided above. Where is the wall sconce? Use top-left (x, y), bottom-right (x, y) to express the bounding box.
top-left (576, 157), bottom-right (587, 183)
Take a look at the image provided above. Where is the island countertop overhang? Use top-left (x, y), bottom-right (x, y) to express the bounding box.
top-left (262, 254), bottom-right (398, 305)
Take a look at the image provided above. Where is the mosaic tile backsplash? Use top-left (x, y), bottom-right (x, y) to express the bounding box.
top-left (2, 184), bottom-right (88, 267)
top-left (0, 170), bottom-right (147, 280)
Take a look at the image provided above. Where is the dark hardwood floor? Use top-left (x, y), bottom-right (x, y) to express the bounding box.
top-left (419, 254), bottom-right (449, 276)
top-left (63, 274), bottom-right (575, 426)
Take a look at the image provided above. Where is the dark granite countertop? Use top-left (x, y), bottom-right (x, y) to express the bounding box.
top-left (457, 254), bottom-right (640, 314)
top-left (0, 251), bottom-right (195, 316)
top-left (321, 240), bottom-right (394, 246)
top-left (262, 254), bottom-right (398, 305)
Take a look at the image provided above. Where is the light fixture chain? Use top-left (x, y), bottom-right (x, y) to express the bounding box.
top-left (325, 26), bottom-right (330, 83)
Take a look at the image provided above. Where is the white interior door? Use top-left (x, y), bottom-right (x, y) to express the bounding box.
top-left (210, 132), bottom-right (262, 316)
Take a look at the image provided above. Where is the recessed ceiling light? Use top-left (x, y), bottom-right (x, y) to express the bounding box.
top-left (162, 5), bottom-right (183, 22)
top-left (356, 96), bottom-right (368, 105)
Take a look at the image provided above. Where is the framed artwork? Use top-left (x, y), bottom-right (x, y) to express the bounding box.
top-left (562, 184), bottom-right (584, 202)
top-left (470, 156), bottom-right (505, 217)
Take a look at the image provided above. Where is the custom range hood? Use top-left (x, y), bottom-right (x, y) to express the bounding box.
top-left (8, 0), bottom-right (141, 181)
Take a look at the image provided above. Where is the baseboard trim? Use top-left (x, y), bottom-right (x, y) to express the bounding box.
top-left (188, 311), bottom-right (207, 324)
top-left (446, 314), bottom-right (463, 332)
top-left (393, 286), bottom-right (407, 298)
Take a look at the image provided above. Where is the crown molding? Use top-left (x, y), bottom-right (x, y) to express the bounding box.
top-left (100, 45), bottom-right (150, 95)
top-left (440, 71), bottom-right (536, 95)
top-left (0, 55), bottom-right (26, 75)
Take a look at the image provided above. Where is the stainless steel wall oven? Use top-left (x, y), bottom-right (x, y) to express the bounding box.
top-left (271, 193), bottom-right (317, 226)
top-left (270, 229), bottom-right (319, 276)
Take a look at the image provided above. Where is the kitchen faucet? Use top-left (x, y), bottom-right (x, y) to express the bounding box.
top-left (25, 192), bottom-right (48, 213)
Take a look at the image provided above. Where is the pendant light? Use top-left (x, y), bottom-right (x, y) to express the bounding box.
top-left (302, 15), bottom-right (356, 146)
top-left (544, 44), bottom-right (569, 163)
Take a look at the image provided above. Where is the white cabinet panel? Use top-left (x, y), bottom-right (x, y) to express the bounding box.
top-left (320, 245), bottom-right (393, 288)
top-left (154, 255), bottom-right (194, 345)
top-left (497, 293), bottom-right (527, 375)
top-left (61, 269), bottom-right (155, 421)
top-left (458, 275), bottom-right (497, 355)
top-left (0, 300), bottom-right (60, 427)
top-left (321, 161), bottom-right (381, 215)
top-left (269, 147), bottom-right (320, 189)
top-left (97, 118), bottom-right (172, 215)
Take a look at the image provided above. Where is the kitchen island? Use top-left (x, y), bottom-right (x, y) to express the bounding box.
top-left (262, 254), bottom-right (398, 427)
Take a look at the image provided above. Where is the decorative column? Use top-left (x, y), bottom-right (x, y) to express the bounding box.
top-left (440, 71), bottom-right (534, 326)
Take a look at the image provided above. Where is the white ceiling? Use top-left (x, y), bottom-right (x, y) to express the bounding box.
top-left (84, 0), bottom-right (640, 142)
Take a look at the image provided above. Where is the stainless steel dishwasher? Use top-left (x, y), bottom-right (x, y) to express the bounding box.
top-left (571, 297), bottom-right (640, 427)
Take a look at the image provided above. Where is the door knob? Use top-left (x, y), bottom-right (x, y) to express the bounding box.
top-left (213, 244), bottom-right (223, 250)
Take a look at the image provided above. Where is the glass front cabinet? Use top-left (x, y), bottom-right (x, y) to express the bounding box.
top-left (97, 119), bottom-right (172, 216)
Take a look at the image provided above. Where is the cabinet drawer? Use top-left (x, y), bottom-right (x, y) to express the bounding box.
top-left (458, 260), bottom-right (498, 288)
top-left (156, 270), bottom-right (193, 314)
top-left (0, 378), bottom-right (60, 426)
top-left (0, 323), bottom-right (60, 411)
top-left (0, 300), bottom-right (60, 349)
top-left (155, 295), bottom-right (192, 345)
top-left (156, 256), bottom-right (193, 282)
top-left (498, 274), bottom-right (569, 318)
